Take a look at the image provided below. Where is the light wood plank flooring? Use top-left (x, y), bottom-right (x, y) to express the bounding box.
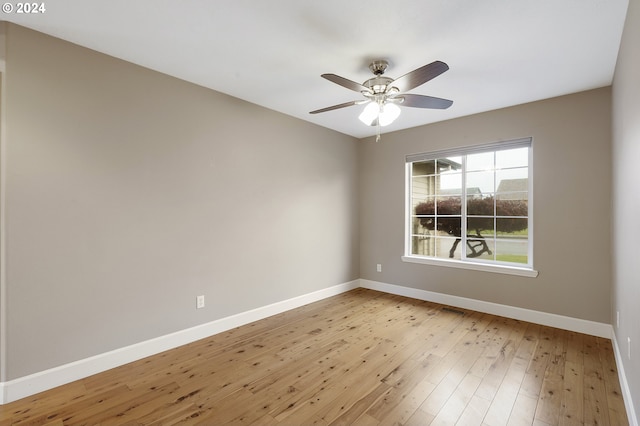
top-left (0, 288), bottom-right (628, 425)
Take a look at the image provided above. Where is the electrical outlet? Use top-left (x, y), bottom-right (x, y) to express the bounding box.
top-left (376, 264), bottom-right (382, 272)
top-left (196, 295), bottom-right (205, 309)
top-left (628, 337), bottom-right (631, 360)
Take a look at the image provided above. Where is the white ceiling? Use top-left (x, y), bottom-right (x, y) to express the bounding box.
top-left (5, 0), bottom-right (629, 138)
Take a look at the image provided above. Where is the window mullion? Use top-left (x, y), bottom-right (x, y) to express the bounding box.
top-left (527, 146), bottom-right (533, 267)
top-left (493, 151), bottom-right (497, 261)
top-left (461, 155), bottom-right (467, 261)
top-left (405, 163), bottom-right (411, 256)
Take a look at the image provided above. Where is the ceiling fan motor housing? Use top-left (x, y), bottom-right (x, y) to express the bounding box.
top-left (364, 76), bottom-right (394, 95)
top-left (364, 60), bottom-right (392, 94)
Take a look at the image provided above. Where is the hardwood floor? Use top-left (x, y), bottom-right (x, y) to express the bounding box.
top-left (0, 288), bottom-right (629, 425)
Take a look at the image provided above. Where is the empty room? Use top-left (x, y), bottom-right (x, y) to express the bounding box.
top-left (0, 0), bottom-right (638, 424)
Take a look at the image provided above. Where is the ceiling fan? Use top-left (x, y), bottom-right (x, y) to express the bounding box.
top-left (310, 59), bottom-right (453, 140)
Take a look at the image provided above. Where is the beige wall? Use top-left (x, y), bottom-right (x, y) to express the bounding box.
top-left (1, 24), bottom-right (360, 379)
top-left (359, 88), bottom-right (612, 323)
top-left (612, 0), bottom-right (640, 418)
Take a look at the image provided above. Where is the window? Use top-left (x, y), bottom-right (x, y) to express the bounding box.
top-left (404, 138), bottom-right (536, 276)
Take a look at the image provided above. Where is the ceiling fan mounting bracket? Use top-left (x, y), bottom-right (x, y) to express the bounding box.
top-left (368, 60), bottom-right (389, 76)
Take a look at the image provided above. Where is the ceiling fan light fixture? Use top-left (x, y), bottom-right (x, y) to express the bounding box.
top-left (378, 102), bottom-right (401, 126)
top-left (359, 101), bottom-right (401, 127)
top-left (358, 102), bottom-right (380, 126)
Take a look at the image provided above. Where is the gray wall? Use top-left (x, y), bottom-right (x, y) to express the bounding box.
top-left (1, 24), bottom-right (360, 380)
top-left (359, 88), bottom-right (612, 323)
top-left (612, 0), bottom-right (640, 418)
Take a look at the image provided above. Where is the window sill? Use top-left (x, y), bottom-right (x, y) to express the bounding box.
top-left (401, 256), bottom-right (539, 277)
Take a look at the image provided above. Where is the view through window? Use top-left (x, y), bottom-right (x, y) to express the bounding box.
top-left (406, 139), bottom-right (532, 268)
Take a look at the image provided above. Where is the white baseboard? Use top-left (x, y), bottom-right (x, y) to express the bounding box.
top-left (612, 332), bottom-right (639, 426)
top-left (0, 280), bottom-right (360, 404)
top-left (359, 279), bottom-right (613, 338)
top-left (0, 278), bottom-right (625, 413)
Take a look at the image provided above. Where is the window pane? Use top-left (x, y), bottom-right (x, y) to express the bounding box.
top-left (411, 235), bottom-right (463, 259)
top-left (468, 217), bottom-right (494, 237)
top-left (437, 157), bottom-right (462, 172)
top-left (496, 169), bottom-right (528, 196)
top-left (467, 152), bottom-right (494, 172)
top-left (496, 167), bottom-right (528, 180)
top-left (496, 147), bottom-right (528, 169)
top-left (436, 196), bottom-right (461, 215)
top-left (411, 235), bottom-right (433, 256)
top-left (466, 170), bottom-right (495, 193)
top-left (435, 236), bottom-right (462, 260)
top-left (437, 172), bottom-right (462, 195)
top-left (496, 218), bottom-right (528, 236)
top-left (411, 216), bottom-right (434, 234)
top-left (435, 217), bottom-right (461, 236)
top-left (466, 237), bottom-right (495, 260)
top-left (496, 198), bottom-right (528, 216)
top-left (412, 175), bottom-right (438, 198)
top-left (412, 160), bottom-right (436, 176)
top-left (412, 216), bottom-right (463, 237)
top-left (467, 196), bottom-right (494, 216)
top-left (414, 197), bottom-right (435, 215)
top-left (495, 238), bottom-right (528, 264)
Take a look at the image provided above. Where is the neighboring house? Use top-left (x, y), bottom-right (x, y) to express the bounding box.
top-left (496, 178), bottom-right (528, 200)
top-left (439, 187), bottom-right (482, 198)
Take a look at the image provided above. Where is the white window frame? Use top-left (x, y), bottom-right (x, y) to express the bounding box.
top-left (402, 138), bottom-right (538, 277)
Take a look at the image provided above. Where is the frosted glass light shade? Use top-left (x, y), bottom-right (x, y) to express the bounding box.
top-left (358, 102), bottom-right (380, 126)
top-left (358, 101), bottom-right (401, 127)
top-left (378, 103), bottom-right (401, 126)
